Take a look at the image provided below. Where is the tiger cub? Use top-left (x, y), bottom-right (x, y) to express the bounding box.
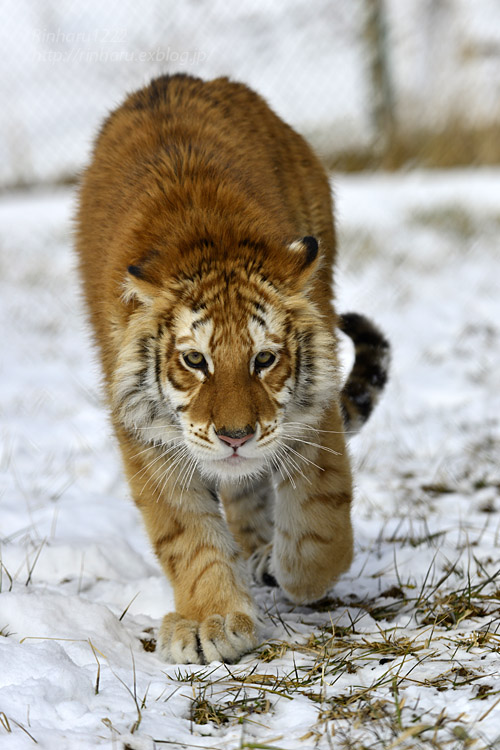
top-left (75, 74), bottom-right (389, 664)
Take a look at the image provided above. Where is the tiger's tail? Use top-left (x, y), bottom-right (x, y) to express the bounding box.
top-left (339, 312), bottom-right (391, 435)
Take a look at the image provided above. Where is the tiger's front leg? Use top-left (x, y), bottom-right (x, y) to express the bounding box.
top-left (121, 435), bottom-right (259, 664)
top-left (271, 403), bottom-right (354, 603)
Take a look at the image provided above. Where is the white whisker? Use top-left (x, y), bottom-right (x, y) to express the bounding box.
top-left (129, 439), bottom-right (182, 467)
top-left (280, 433), bottom-right (340, 456)
top-left (177, 454), bottom-right (198, 499)
top-left (282, 421), bottom-right (357, 436)
top-left (280, 444), bottom-right (311, 485)
top-left (181, 456), bottom-right (199, 497)
top-left (133, 424), bottom-right (182, 432)
top-left (273, 444), bottom-right (296, 489)
top-left (129, 444), bottom-right (180, 487)
top-left (159, 447), bottom-right (191, 499)
top-left (147, 445), bottom-right (189, 497)
top-left (276, 440), bottom-right (318, 478)
top-left (269, 450), bottom-right (286, 485)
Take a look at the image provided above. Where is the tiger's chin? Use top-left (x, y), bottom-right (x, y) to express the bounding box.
top-left (200, 455), bottom-right (268, 483)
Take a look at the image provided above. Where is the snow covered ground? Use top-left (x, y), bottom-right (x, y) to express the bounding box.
top-left (1, 169), bottom-right (500, 749)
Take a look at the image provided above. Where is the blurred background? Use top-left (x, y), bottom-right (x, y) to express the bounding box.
top-left (2, 0), bottom-right (500, 190)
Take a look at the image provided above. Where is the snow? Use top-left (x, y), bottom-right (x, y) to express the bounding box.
top-left (1, 170), bottom-right (500, 748)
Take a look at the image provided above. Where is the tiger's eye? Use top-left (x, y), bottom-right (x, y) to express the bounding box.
top-left (183, 351), bottom-right (206, 369)
top-left (255, 351), bottom-right (276, 368)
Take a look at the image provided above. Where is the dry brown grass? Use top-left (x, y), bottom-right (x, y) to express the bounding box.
top-left (323, 123), bottom-right (500, 172)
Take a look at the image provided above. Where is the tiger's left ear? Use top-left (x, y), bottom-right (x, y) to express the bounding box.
top-left (286, 236), bottom-right (320, 288)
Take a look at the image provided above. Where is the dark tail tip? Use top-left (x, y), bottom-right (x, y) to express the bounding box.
top-left (339, 312), bottom-right (391, 435)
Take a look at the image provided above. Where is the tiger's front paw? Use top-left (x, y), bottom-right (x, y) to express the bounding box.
top-left (157, 611), bottom-right (259, 664)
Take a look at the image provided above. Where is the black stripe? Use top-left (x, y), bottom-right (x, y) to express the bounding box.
top-left (207, 488), bottom-right (219, 504)
top-left (155, 344), bottom-right (163, 395)
top-left (297, 330), bottom-right (315, 408)
top-left (192, 302), bottom-right (207, 313)
top-left (251, 314), bottom-right (266, 329)
top-left (258, 274), bottom-right (279, 292)
top-left (136, 367), bottom-right (149, 390)
top-left (294, 343), bottom-right (302, 394)
top-left (137, 336), bottom-right (152, 357)
top-left (192, 316), bottom-right (210, 330)
top-left (340, 400), bottom-right (350, 427)
top-left (167, 370), bottom-right (190, 392)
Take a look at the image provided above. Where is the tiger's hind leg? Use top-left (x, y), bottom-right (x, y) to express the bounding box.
top-left (219, 476), bottom-right (278, 587)
top-left (219, 475), bottom-right (275, 560)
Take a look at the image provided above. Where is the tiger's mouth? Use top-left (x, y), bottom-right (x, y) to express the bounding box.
top-left (181, 423), bottom-right (278, 481)
top-left (223, 453), bottom-right (246, 462)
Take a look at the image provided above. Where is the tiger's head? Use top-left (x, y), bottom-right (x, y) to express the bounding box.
top-left (112, 235), bottom-right (340, 483)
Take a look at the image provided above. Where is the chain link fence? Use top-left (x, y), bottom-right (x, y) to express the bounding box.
top-left (2, 0), bottom-right (500, 189)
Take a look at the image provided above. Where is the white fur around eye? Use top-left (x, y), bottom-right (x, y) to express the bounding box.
top-left (175, 307), bottom-right (214, 374)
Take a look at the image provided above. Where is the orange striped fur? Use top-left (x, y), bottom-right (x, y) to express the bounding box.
top-left (76, 74), bottom-right (365, 664)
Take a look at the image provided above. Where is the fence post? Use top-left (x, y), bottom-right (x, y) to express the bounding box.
top-left (363, 0), bottom-right (395, 165)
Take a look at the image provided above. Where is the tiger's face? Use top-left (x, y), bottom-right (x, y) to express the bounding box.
top-left (113, 254), bottom-right (339, 483)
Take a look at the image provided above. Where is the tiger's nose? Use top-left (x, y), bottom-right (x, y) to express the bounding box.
top-left (216, 427), bottom-right (255, 448)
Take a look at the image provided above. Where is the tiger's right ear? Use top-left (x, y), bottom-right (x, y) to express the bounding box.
top-left (284, 235), bottom-right (320, 290)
